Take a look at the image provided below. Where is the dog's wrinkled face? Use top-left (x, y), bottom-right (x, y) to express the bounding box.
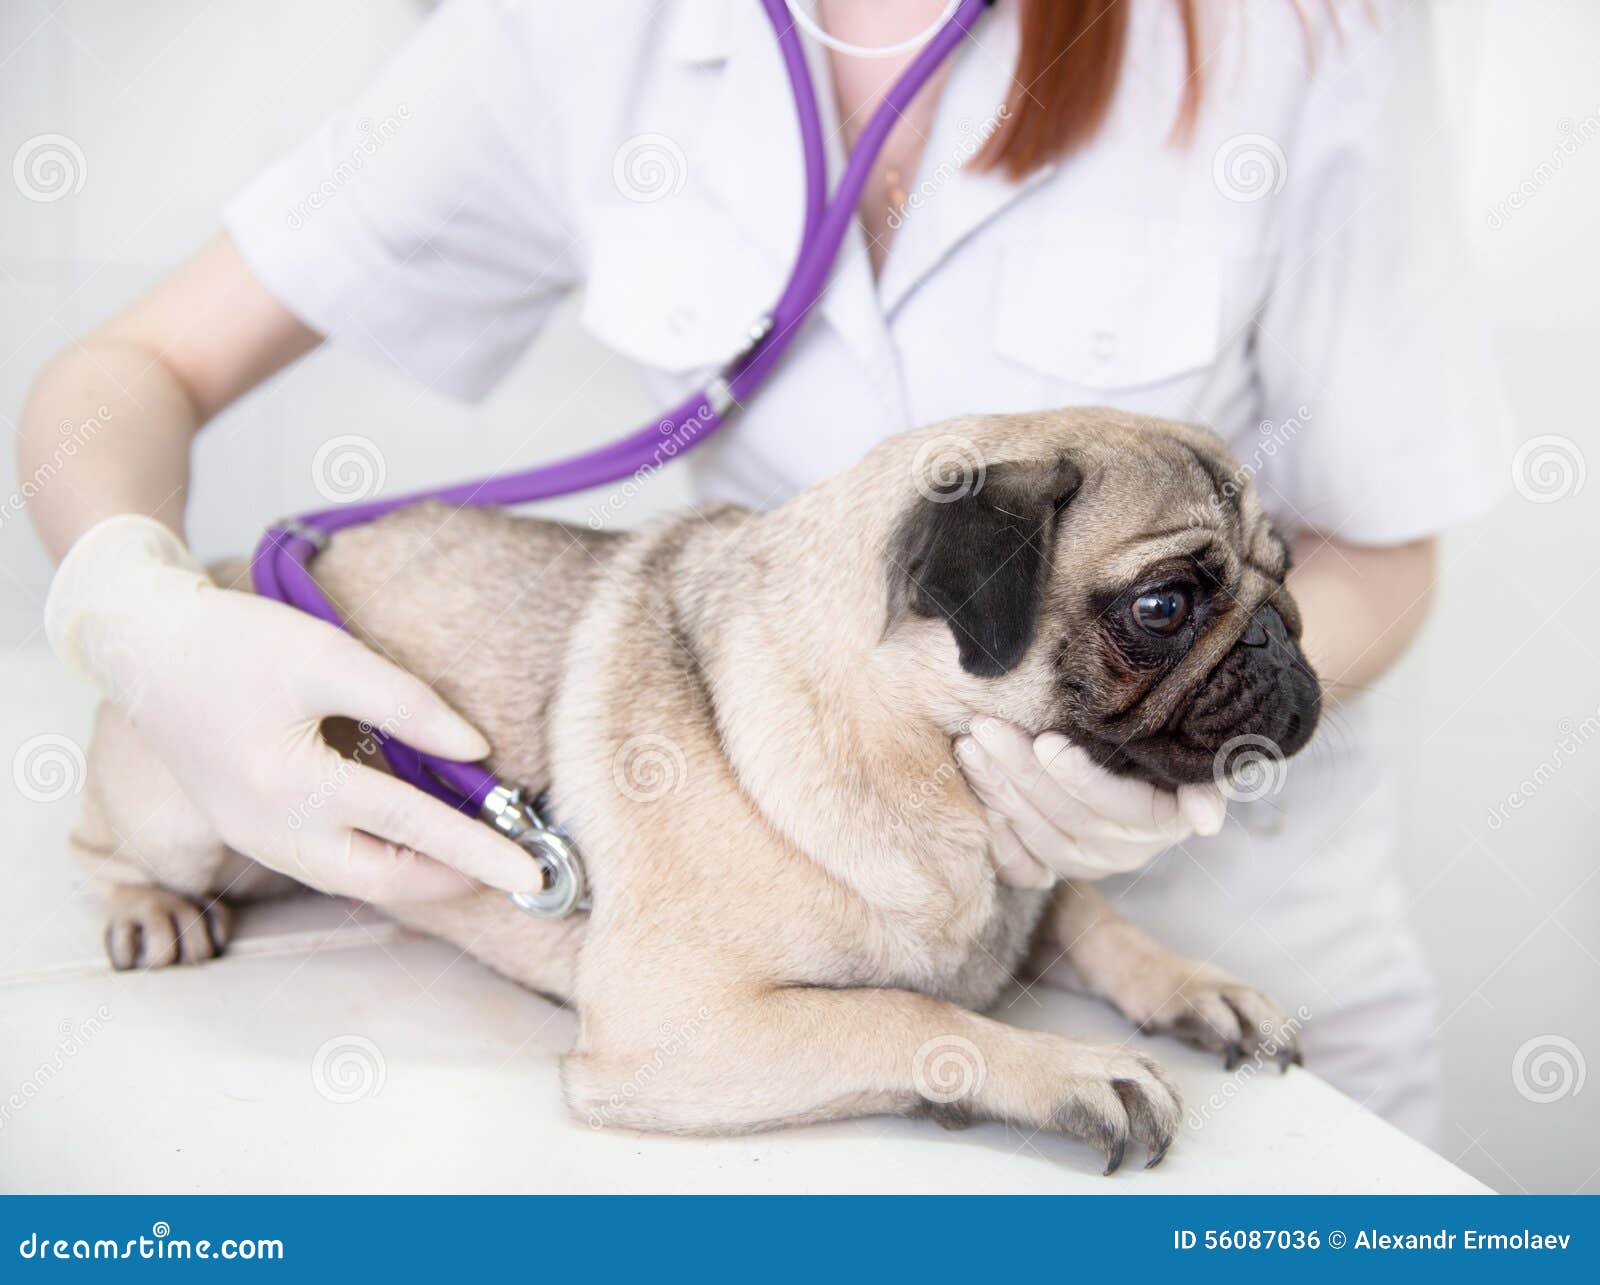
top-left (887, 412), bottom-right (1322, 788)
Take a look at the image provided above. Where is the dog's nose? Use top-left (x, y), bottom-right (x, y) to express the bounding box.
top-left (1239, 605), bottom-right (1285, 648)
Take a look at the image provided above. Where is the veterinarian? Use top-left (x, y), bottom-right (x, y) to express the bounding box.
top-left (21, 0), bottom-right (1506, 1143)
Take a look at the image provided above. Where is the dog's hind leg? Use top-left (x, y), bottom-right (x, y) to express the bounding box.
top-left (73, 701), bottom-right (291, 970)
top-left (383, 894), bottom-right (583, 1005)
top-left (1030, 880), bottom-right (1302, 1071)
top-left (563, 983), bottom-right (1180, 1171)
top-left (74, 782), bottom-right (239, 971)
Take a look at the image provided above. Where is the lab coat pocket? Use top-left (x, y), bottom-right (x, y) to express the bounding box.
top-left (993, 216), bottom-right (1222, 392)
top-left (580, 201), bottom-right (781, 375)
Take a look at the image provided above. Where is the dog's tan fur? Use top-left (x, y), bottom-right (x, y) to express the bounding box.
top-left (72, 408), bottom-right (1305, 1170)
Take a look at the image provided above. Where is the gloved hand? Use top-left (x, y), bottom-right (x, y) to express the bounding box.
top-left (46, 514), bottom-right (541, 903)
top-left (955, 718), bottom-right (1226, 888)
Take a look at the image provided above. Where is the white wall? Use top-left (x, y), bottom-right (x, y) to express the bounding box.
top-left (0, 0), bottom-right (683, 648)
top-left (1, 0), bottom-right (1595, 1191)
top-left (1376, 0), bottom-right (1600, 1195)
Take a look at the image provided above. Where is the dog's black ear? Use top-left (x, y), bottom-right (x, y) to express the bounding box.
top-left (888, 456), bottom-right (1083, 677)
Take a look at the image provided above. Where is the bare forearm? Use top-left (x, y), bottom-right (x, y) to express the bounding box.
top-left (19, 341), bottom-right (199, 559)
top-left (15, 234), bottom-right (320, 562)
top-left (1287, 532), bottom-right (1437, 703)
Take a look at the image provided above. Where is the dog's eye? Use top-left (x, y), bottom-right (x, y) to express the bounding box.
top-left (1132, 588), bottom-right (1191, 636)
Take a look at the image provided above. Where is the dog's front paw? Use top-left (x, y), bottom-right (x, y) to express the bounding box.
top-left (1137, 967), bottom-right (1302, 1072)
top-left (104, 886), bottom-right (232, 971)
top-left (1045, 1041), bottom-right (1182, 1174)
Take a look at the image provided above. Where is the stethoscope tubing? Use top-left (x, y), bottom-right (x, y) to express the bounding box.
top-left (251, 0), bottom-right (994, 816)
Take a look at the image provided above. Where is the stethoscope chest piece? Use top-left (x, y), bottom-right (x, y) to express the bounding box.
top-left (481, 785), bottom-right (589, 918)
top-left (253, 0), bottom-right (992, 901)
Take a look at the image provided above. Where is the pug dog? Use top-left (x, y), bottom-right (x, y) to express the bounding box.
top-left (71, 407), bottom-right (1320, 1172)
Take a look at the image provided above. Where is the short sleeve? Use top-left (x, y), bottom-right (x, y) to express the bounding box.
top-left (1252, 1), bottom-right (1512, 544)
top-left (223, 0), bottom-right (582, 401)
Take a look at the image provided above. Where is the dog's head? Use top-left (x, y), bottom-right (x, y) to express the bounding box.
top-left (882, 408), bottom-right (1321, 787)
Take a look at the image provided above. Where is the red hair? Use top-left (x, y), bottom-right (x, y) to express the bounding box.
top-left (978, 0), bottom-right (1205, 179)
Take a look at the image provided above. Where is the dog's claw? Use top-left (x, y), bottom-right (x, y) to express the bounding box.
top-left (1132, 971), bottom-right (1297, 1084)
top-left (1049, 1054), bottom-right (1179, 1177)
top-left (1144, 1140), bottom-right (1171, 1169)
top-left (1103, 1136), bottom-right (1126, 1176)
top-left (103, 887), bottom-right (233, 970)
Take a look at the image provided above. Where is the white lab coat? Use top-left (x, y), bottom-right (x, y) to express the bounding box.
top-left (225, 0), bottom-right (1510, 1142)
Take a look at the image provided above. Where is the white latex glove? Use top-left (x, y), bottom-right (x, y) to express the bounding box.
top-left (955, 718), bottom-right (1226, 888)
top-left (46, 515), bottom-right (541, 903)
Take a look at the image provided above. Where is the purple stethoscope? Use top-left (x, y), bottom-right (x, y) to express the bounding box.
top-left (251, 0), bottom-right (993, 916)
